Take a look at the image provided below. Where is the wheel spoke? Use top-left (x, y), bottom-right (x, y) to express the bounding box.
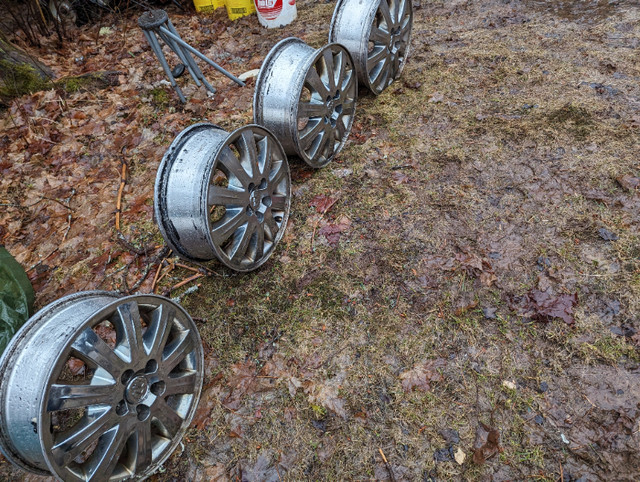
top-left (47, 383), bottom-right (117, 412)
top-left (342, 98), bottom-right (356, 115)
top-left (154, 399), bottom-right (184, 437)
top-left (165, 371), bottom-right (198, 397)
top-left (230, 221), bottom-right (256, 262)
top-left (322, 49), bottom-right (336, 92)
top-left (305, 66), bottom-right (330, 98)
top-left (269, 160), bottom-right (288, 188)
top-left (238, 130), bottom-right (259, 179)
top-left (298, 101), bottom-right (326, 119)
top-left (134, 422), bottom-right (153, 472)
top-left (271, 194), bottom-right (287, 211)
top-left (300, 119), bottom-right (325, 151)
top-left (264, 212), bottom-right (279, 239)
top-left (210, 210), bottom-right (248, 247)
top-left (218, 147), bottom-right (252, 187)
top-left (51, 408), bottom-right (116, 467)
top-left (397, 0), bottom-right (408, 24)
top-left (378, 0), bottom-right (394, 28)
top-left (143, 304), bottom-right (173, 359)
top-left (367, 46), bottom-right (389, 71)
top-left (335, 51), bottom-right (347, 90)
top-left (208, 186), bottom-right (248, 207)
top-left (370, 25), bottom-right (391, 44)
top-left (257, 135), bottom-right (272, 177)
top-left (72, 329), bottom-right (125, 377)
top-left (335, 117), bottom-right (347, 140)
top-left (254, 225), bottom-right (265, 260)
top-left (162, 330), bottom-right (194, 374)
top-left (115, 302), bottom-right (143, 363)
top-left (87, 425), bottom-right (126, 481)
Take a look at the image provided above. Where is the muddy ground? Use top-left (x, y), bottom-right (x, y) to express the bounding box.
top-left (1, 0), bottom-right (639, 480)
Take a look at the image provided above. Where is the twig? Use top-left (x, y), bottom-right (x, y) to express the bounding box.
top-left (559, 462), bottom-right (563, 482)
top-left (175, 262), bottom-right (201, 274)
top-left (115, 157), bottom-right (127, 231)
top-left (162, 273), bottom-right (205, 296)
top-left (378, 448), bottom-right (396, 482)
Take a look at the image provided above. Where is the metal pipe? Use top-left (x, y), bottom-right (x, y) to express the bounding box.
top-left (158, 26), bottom-right (245, 87)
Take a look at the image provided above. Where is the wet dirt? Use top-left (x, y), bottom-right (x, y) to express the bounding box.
top-left (522, 0), bottom-right (634, 21)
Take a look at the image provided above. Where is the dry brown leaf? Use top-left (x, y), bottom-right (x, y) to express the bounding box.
top-left (399, 358), bottom-right (446, 392)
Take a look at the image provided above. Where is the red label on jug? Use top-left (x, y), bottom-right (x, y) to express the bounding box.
top-left (256, 0), bottom-right (283, 20)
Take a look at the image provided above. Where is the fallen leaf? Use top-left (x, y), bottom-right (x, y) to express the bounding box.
top-left (502, 380), bottom-right (516, 390)
top-left (454, 447), bottom-right (466, 465)
top-left (616, 174), bottom-right (639, 192)
top-left (598, 227), bottom-right (619, 241)
top-left (318, 216), bottom-right (351, 247)
top-left (472, 422), bottom-right (501, 464)
top-left (67, 357), bottom-right (85, 376)
top-left (399, 358), bottom-right (446, 392)
top-left (429, 92), bottom-right (444, 103)
top-left (519, 289), bottom-right (578, 325)
top-left (309, 194), bottom-right (337, 213)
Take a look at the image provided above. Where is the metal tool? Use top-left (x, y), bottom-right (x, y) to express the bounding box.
top-left (138, 9), bottom-right (245, 103)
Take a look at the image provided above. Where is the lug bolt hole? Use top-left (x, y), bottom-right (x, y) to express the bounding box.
top-left (262, 196), bottom-right (272, 207)
top-left (116, 400), bottom-right (128, 416)
top-left (121, 369), bottom-right (134, 385)
top-left (258, 178), bottom-right (267, 190)
top-left (248, 182), bottom-right (255, 192)
top-left (144, 359), bottom-right (158, 374)
top-left (256, 212), bottom-right (264, 222)
top-left (150, 381), bottom-right (166, 396)
top-left (136, 405), bottom-right (151, 422)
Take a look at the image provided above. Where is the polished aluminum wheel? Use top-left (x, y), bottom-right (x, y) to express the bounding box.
top-left (329, 0), bottom-right (413, 95)
top-left (253, 38), bottom-right (357, 168)
top-left (154, 123), bottom-right (291, 272)
top-left (0, 292), bottom-right (203, 481)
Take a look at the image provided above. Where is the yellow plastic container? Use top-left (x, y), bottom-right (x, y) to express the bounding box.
top-left (225, 0), bottom-right (255, 20)
top-left (193, 0), bottom-right (224, 13)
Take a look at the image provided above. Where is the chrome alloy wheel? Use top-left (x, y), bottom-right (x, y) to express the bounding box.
top-left (154, 123), bottom-right (291, 272)
top-left (253, 38), bottom-right (357, 168)
top-left (329, 0), bottom-right (413, 95)
top-left (0, 292), bottom-right (203, 481)
top-left (49, 0), bottom-right (78, 24)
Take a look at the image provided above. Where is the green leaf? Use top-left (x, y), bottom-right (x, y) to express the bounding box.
top-left (0, 247), bottom-right (34, 356)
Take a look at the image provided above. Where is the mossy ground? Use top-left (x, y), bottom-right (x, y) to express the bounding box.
top-left (0, 0), bottom-right (639, 480)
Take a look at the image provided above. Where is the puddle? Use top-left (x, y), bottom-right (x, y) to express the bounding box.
top-left (522, 0), bottom-right (632, 21)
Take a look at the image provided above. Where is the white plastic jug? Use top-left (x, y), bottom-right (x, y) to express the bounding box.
top-left (254, 0), bottom-right (297, 28)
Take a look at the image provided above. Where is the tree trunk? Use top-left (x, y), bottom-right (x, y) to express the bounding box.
top-left (0, 33), bottom-right (54, 105)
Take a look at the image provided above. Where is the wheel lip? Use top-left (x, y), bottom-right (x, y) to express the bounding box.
top-left (36, 293), bottom-right (204, 481)
top-left (291, 42), bottom-right (358, 168)
top-left (0, 291), bottom-right (120, 475)
top-left (205, 124), bottom-right (292, 272)
top-left (154, 122), bottom-right (226, 262)
top-left (253, 37), bottom-right (307, 126)
top-left (329, 0), bottom-right (414, 95)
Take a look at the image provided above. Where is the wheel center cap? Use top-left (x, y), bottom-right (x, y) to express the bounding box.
top-left (126, 376), bottom-right (149, 404)
top-left (249, 191), bottom-right (261, 210)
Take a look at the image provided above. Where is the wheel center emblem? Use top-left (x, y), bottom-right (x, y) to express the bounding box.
top-left (126, 376), bottom-right (149, 404)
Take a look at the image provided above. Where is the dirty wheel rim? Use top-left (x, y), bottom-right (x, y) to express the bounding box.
top-left (0, 292), bottom-right (203, 481)
top-left (253, 38), bottom-right (357, 168)
top-left (329, 0), bottom-right (413, 94)
top-left (49, 0), bottom-right (78, 24)
top-left (154, 123), bottom-right (291, 271)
